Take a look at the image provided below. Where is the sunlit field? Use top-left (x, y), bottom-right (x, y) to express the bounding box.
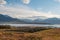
top-left (0, 25), bottom-right (59, 40)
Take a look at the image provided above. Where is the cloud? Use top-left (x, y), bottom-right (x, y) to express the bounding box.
top-left (0, 0), bottom-right (59, 18)
top-left (0, 5), bottom-right (60, 18)
top-left (22, 0), bottom-right (30, 4)
top-left (54, 0), bottom-right (60, 2)
top-left (0, 0), bottom-right (60, 19)
top-left (0, 0), bottom-right (6, 5)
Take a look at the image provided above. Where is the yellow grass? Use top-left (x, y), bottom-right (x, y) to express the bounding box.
top-left (0, 25), bottom-right (60, 40)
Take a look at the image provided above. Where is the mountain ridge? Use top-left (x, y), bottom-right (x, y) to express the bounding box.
top-left (0, 14), bottom-right (60, 24)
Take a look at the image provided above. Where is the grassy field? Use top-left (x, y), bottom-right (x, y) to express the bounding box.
top-left (0, 25), bottom-right (60, 40)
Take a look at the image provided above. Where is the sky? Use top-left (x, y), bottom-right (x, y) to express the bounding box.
top-left (0, 0), bottom-right (60, 18)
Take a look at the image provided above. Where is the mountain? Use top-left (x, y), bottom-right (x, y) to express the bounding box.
top-left (0, 14), bottom-right (60, 24)
top-left (0, 14), bottom-right (25, 24)
top-left (43, 18), bottom-right (60, 24)
top-left (22, 16), bottom-right (48, 24)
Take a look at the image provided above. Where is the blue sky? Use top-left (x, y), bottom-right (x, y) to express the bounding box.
top-left (5, 0), bottom-right (60, 12)
top-left (0, 0), bottom-right (60, 18)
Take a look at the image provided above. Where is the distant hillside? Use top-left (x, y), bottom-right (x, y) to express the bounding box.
top-left (0, 14), bottom-right (25, 24)
top-left (43, 18), bottom-right (60, 24)
top-left (0, 14), bottom-right (60, 24)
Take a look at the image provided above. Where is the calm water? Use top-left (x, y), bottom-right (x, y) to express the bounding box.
top-left (0, 24), bottom-right (60, 27)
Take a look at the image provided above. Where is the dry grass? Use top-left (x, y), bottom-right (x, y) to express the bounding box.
top-left (0, 25), bottom-right (60, 40)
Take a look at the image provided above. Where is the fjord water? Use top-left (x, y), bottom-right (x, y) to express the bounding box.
top-left (0, 24), bottom-right (60, 27)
